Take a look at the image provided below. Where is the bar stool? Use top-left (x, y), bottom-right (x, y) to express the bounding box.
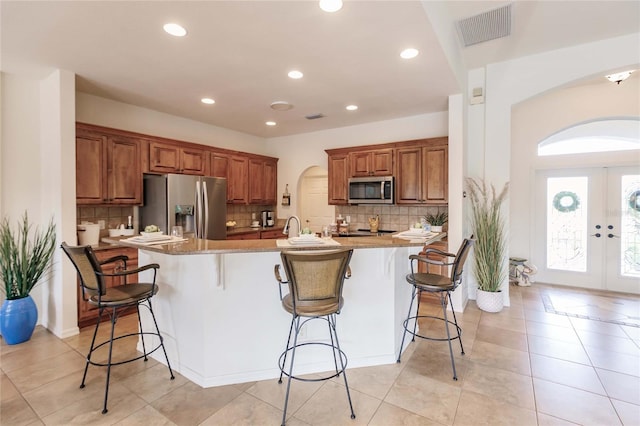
top-left (396, 238), bottom-right (474, 380)
top-left (61, 242), bottom-right (174, 414)
top-left (274, 249), bottom-right (355, 426)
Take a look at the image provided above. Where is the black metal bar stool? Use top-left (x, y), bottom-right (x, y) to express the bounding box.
top-left (61, 242), bottom-right (175, 414)
top-left (274, 248), bottom-right (356, 426)
top-left (396, 238), bottom-right (474, 380)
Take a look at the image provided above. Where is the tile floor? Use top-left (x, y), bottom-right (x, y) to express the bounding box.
top-left (2, 283), bottom-right (639, 425)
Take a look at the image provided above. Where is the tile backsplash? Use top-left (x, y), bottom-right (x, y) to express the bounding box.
top-left (77, 206), bottom-right (134, 237)
top-left (225, 204), bottom-right (278, 228)
top-left (335, 205), bottom-right (448, 232)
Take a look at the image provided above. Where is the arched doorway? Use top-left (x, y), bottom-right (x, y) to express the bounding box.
top-left (298, 166), bottom-right (334, 234)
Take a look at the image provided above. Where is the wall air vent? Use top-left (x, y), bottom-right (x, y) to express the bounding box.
top-left (456, 3), bottom-right (512, 47)
top-left (305, 113), bottom-right (325, 120)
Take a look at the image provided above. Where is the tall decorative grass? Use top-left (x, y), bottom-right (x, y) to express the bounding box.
top-left (0, 212), bottom-right (56, 300)
top-left (466, 178), bottom-right (508, 292)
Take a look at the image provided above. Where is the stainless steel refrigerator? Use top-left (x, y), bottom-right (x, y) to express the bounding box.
top-left (139, 174), bottom-right (227, 240)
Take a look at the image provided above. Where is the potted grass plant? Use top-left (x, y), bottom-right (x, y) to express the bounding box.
top-left (423, 211), bottom-right (448, 232)
top-left (0, 212), bottom-right (56, 344)
top-left (466, 178), bottom-right (508, 312)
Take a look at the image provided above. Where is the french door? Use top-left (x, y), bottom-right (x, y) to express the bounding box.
top-left (534, 167), bottom-right (640, 294)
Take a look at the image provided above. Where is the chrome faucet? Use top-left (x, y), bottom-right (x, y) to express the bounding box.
top-left (283, 215), bottom-right (301, 239)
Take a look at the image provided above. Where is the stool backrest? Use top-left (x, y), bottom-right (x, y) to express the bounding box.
top-left (451, 238), bottom-right (474, 285)
top-left (280, 249), bottom-right (353, 315)
top-left (60, 242), bottom-right (105, 298)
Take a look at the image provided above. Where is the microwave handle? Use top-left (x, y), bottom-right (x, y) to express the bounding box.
top-left (381, 181), bottom-right (385, 199)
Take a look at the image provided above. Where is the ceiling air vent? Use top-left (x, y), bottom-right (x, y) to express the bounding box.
top-left (456, 3), bottom-right (512, 47)
top-left (305, 113), bottom-right (325, 120)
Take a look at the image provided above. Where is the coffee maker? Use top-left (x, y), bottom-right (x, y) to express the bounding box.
top-left (261, 210), bottom-right (274, 227)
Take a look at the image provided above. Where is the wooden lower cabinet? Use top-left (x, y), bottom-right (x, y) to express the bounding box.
top-left (226, 231), bottom-right (260, 240)
top-left (77, 247), bottom-right (138, 328)
top-left (260, 228), bottom-right (285, 239)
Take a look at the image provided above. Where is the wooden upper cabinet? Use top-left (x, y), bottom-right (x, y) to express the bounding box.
top-left (108, 136), bottom-right (142, 204)
top-left (248, 158), bottom-right (278, 205)
top-left (263, 160), bottom-right (277, 205)
top-left (210, 151), bottom-right (229, 179)
top-left (76, 131), bottom-right (106, 204)
top-left (76, 127), bottom-right (141, 205)
top-left (396, 144), bottom-right (447, 205)
top-left (327, 154), bottom-right (349, 205)
top-left (228, 155), bottom-right (249, 204)
top-left (349, 149), bottom-right (393, 177)
top-left (149, 141), bottom-right (206, 175)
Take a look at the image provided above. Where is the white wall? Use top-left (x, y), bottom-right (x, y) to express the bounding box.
top-left (466, 32), bottom-right (640, 305)
top-left (0, 70), bottom-right (77, 337)
top-left (76, 93), bottom-right (265, 153)
top-left (511, 76), bottom-right (640, 264)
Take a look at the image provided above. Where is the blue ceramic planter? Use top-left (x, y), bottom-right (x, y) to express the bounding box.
top-left (0, 295), bottom-right (38, 345)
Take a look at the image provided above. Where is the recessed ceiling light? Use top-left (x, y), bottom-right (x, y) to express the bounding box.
top-left (201, 98), bottom-right (215, 105)
top-left (270, 101), bottom-right (293, 111)
top-left (400, 48), bottom-right (419, 59)
top-left (266, 121), bottom-right (277, 126)
top-left (346, 105), bottom-right (358, 111)
top-left (288, 70), bottom-right (303, 79)
top-left (319, 0), bottom-right (343, 12)
top-left (163, 23), bottom-right (187, 37)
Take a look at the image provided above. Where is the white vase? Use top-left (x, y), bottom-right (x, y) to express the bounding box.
top-left (476, 289), bottom-right (503, 313)
top-left (431, 225), bottom-right (443, 232)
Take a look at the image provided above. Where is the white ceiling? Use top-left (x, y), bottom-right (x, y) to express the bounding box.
top-left (2, 1), bottom-right (639, 138)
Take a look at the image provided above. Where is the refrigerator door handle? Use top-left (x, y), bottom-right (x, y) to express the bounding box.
top-left (203, 180), bottom-right (209, 239)
top-left (195, 180), bottom-right (203, 238)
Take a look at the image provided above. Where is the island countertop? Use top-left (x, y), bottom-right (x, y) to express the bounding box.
top-left (102, 232), bottom-right (446, 255)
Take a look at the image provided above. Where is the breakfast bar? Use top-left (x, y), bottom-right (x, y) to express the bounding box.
top-left (105, 233), bottom-right (445, 388)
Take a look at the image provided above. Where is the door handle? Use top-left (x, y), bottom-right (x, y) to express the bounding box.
top-left (608, 233), bottom-right (620, 238)
top-left (591, 233), bottom-right (601, 238)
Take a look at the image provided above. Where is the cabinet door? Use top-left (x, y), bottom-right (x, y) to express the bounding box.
top-left (107, 136), bottom-right (141, 204)
top-left (181, 147), bottom-right (207, 175)
top-left (349, 152), bottom-right (372, 177)
top-left (248, 158), bottom-right (265, 204)
top-left (149, 142), bottom-right (180, 173)
top-left (210, 151), bottom-right (229, 179)
top-left (422, 146), bottom-right (448, 204)
top-left (228, 155), bottom-right (249, 204)
top-left (371, 149), bottom-right (394, 176)
top-left (76, 132), bottom-right (107, 204)
top-left (395, 147), bottom-right (423, 204)
top-left (328, 154), bottom-right (349, 205)
top-left (264, 160), bottom-right (277, 205)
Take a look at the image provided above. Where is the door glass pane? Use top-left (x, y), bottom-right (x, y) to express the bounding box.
top-left (621, 174), bottom-right (640, 277)
top-left (547, 177), bottom-right (588, 271)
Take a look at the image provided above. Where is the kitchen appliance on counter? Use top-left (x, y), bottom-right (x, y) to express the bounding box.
top-left (348, 176), bottom-right (394, 204)
top-left (140, 173), bottom-right (227, 240)
top-left (261, 210), bottom-right (275, 227)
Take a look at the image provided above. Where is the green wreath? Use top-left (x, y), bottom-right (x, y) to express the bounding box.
top-left (553, 191), bottom-right (580, 213)
top-left (629, 190), bottom-right (640, 213)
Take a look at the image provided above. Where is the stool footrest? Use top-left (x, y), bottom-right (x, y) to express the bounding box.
top-left (87, 331), bottom-right (165, 367)
top-left (278, 341), bottom-right (348, 382)
top-left (402, 315), bottom-right (462, 342)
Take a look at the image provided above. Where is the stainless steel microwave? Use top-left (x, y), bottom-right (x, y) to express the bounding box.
top-left (348, 176), bottom-right (394, 204)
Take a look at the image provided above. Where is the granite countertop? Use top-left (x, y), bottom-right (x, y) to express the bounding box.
top-left (102, 232), bottom-right (446, 255)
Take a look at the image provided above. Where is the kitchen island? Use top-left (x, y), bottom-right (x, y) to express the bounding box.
top-left (104, 233), bottom-right (445, 388)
